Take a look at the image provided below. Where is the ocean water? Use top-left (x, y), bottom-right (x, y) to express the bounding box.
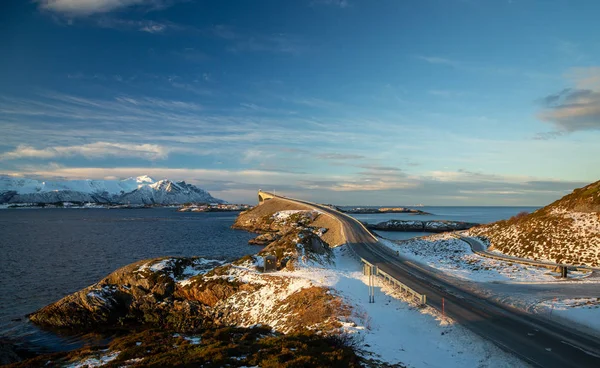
top-left (345, 206), bottom-right (539, 240)
top-left (0, 208), bottom-right (258, 352)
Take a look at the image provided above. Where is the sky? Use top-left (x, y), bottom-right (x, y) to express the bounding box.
top-left (0, 0), bottom-right (599, 205)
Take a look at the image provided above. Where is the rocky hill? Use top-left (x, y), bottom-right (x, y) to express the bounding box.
top-left (232, 197), bottom-right (344, 247)
top-left (467, 180), bottom-right (600, 266)
top-left (0, 175), bottom-right (224, 205)
top-left (28, 199), bottom-right (348, 336)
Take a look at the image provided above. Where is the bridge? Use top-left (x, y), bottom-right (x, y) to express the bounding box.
top-left (259, 191), bottom-right (600, 368)
top-left (258, 190), bottom-right (276, 204)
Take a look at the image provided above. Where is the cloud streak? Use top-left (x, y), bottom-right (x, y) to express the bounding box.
top-left (37, 0), bottom-right (176, 16)
top-left (0, 142), bottom-right (170, 161)
top-left (3, 165), bottom-right (587, 205)
top-left (537, 67), bottom-right (600, 132)
top-left (213, 25), bottom-right (307, 55)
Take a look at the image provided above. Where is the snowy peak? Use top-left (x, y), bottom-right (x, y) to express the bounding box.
top-left (136, 175), bottom-right (156, 185)
top-left (0, 175), bottom-right (224, 205)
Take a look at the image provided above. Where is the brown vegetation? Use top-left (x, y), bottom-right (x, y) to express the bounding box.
top-left (7, 327), bottom-right (362, 368)
top-left (468, 180), bottom-right (600, 266)
top-left (232, 198), bottom-right (344, 247)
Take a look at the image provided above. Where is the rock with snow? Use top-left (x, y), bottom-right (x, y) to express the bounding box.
top-left (0, 175), bottom-right (224, 205)
top-left (367, 219), bottom-right (478, 232)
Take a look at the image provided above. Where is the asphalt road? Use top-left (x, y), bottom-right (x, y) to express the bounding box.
top-left (273, 194), bottom-right (600, 368)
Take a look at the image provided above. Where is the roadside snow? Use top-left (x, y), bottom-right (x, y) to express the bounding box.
top-left (274, 246), bottom-right (528, 367)
top-left (379, 235), bottom-right (592, 283)
top-left (534, 298), bottom-right (600, 334)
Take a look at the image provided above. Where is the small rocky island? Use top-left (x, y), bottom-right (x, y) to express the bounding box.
top-left (366, 219), bottom-right (478, 232)
top-left (177, 203), bottom-right (252, 212)
top-left (339, 207), bottom-right (432, 215)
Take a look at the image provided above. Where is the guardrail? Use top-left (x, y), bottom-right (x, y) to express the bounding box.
top-left (359, 254), bottom-right (427, 306)
top-left (262, 191), bottom-right (428, 306)
top-left (454, 234), bottom-right (600, 273)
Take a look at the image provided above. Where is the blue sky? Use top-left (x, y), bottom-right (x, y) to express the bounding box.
top-left (1, 0), bottom-right (599, 205)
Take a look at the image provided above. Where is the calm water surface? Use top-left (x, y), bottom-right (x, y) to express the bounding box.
top-left (346, 206), bottom-right (539, 240)
top-left (0, 208), bottom-right (258, 351)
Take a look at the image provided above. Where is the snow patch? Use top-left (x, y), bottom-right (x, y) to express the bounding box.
top-left (64, 351), bottom-right (120, 368)
top-left (378, 235), bottom-right (592, 283)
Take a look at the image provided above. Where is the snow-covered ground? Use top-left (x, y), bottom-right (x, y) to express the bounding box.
top-left (271, 209), bottom-right (321, 222)
top-left (262, 246), bottom-right (528, 367)
top-left (134, 257), bottom-right (226, 287)
top-left (379, 234), bottom-right (593, 283)
top-left (533, 298), bottom-right (600, 334)
top-left (64, 350), bottom-right (120, 368)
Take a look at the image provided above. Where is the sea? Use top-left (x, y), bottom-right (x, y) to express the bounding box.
top-left (340, 206), bottom-right (540, 240)
top-left (0, 208), bottom-right (257, 352)
top-left (0, 205), bottom-right (538, 352)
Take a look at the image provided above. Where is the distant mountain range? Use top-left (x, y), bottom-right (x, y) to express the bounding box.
top-left (0, 175), bottom-right (225, 205)
top-left (467, 180), bottom-right (600, 267)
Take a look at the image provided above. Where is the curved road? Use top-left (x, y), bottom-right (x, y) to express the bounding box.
top-left (459, 235), bottom-right (600, 272)
top-left (270, 193), bottom-right (600, 368)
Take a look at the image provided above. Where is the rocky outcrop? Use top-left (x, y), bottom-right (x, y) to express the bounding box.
top-left (341, 207), bottom-right (432, 215)
top-left (468, 180), bottom-right (600, 266)
top-left (233, 198), bottom-right (344, 247)
top-left (29, 257), bottom-right (222, 331)
top-left (248, 232), bottom-right (281, 245)
top-left (367, 219), bottom-right (478, 233)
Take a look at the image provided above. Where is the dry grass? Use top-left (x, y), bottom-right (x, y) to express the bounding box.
top-left (7, 327), bottom-right (362, 368)
top-left (468, 180), bottom-right (600, 266)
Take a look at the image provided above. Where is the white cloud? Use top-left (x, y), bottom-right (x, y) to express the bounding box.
top-left (415, 55), bottom-right (462, 67)
top-left (0, 142), bottom-right (169, 161)
top-left (140, 23), bottom-right (166, 33)
top-left (311, 0), bottom-right (350, 8)
top-left (37, 0), bottom-right (154, 16)
top-left (94, 18), bottom-right (172, 33)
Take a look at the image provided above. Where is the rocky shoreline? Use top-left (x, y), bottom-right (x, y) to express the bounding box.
top-left (8, 198), bottom-right (360, 367)
top-left (340, 206), bottom-right (432, 215)
top-left (366, 219), bottom-right (478, 233)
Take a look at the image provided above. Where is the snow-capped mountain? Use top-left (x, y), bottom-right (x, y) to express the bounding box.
top-left (0, 175), bottom-right (225, 205)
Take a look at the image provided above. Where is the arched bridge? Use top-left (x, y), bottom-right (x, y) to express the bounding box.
top-left (258, 190), bottom-right (276, 204)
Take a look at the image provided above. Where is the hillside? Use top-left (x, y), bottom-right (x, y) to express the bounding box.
top-left (0, 175), bottom-right (224, 205)
top-left (467, 180), bottom-right (600, 266)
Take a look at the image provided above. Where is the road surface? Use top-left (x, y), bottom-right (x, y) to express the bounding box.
top-left (272, 193), bottom-right (600, 368)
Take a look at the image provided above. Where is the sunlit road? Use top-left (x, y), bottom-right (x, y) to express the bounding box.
top-left (271, 194), bottom-right (600, 368)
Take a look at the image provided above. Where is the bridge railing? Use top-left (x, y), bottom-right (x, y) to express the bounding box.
top-left (359, 253), bottom-right (427, 306)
